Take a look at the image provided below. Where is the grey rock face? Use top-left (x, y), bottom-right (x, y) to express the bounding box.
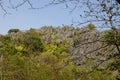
top-left (37, 26), bottom-right (118, 68)
top-left (70, 27), bottom-right (118, 68)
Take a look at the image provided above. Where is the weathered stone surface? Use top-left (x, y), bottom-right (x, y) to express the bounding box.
top-left (70, 27), bottom-right (118, 68)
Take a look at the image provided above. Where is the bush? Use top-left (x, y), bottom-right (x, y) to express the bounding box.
top-left (101, 29), bottom-right (120, 45)
top-left (85, 23), bottom-right (96, 30)
top-left (8, 29), bottom-right (20, 34)
top-left (22, 29), bottom-right (45, 53)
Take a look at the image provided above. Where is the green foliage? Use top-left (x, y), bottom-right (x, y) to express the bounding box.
top-left (0, 54), bottom-right (29, 80)
top-left (62, 25), bottom-right (73, 31)
top-left (109, 58), bottom-right (120, 71)
top-left (79, 70), bottom-right (115, 80)
top-left (22, 29), bottom-right (45, 54)
top-left (0, 35), bottom-right (17, 55)
top-left (0, 53), bottom-right (116, 80)
top-left (0, 29), bottom-right (45, 55)
top-left (108, 57), bottom-right (120, 79)
top-left (0, 26), bottom-right (119, 80)
top-left (85, 23), bottom-right (96, 30)
top-left (8, 29), bottom-right (20, 34)
top-left (101, 29), bottom-right (120, 45)
top-left (45, 44), bottom-right (69, 59)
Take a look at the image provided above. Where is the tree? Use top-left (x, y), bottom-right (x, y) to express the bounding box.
top-left (8, 29), bottom-right (20, 34)
top-left (22, 29), bottom-right (44, 54)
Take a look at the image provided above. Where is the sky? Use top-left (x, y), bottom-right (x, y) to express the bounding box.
top-left (0, 1), bottom-right (80, 34)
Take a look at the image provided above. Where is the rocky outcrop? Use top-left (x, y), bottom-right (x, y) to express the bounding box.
top-left (37, 26), bottom-right (77, 44)
top-left (37, 26), bottom-right (118, 68)
top-left (8, 25), bottom-right (118, 68)
top-left (70, 27), bottom-right (118, 68)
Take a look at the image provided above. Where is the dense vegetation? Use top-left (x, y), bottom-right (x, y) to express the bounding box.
top-left (0, 25), bottom-right (120, 80)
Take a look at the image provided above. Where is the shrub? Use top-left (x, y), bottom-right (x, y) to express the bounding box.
top-left (85, 23), bottom-right (96, 30)
top-left (8, 29), bottom-right (20, 34)
top-left (101, 29), bottom-right (120, 45)
top-left (23, 29), bottom-right (45, 53)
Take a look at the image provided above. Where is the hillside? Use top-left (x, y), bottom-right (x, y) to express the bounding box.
top-left (0, 24), bottom-right (120, 80)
